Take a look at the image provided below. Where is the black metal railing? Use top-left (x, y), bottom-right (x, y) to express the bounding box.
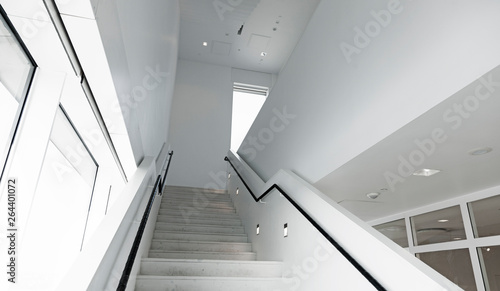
top-left (224, 156), bottom-right (386, 291)
top-left (117, 151), bottom-right (173, 291)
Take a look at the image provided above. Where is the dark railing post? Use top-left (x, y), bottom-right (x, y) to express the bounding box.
top-left (224, 156), bottom-right (386, 291)
top-left (116, 151), bottom-right (173, 291)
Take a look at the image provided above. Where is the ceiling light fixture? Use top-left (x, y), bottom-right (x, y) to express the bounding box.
top-left (202, 41), bottom-right (208, 47)
top-left (412, 168), bottom-right (441, 177)
top-left (260, 52), bottom-right (267, 57)
top-left (469, 147), bottom-right (493, 156)
top-left (438, 219), bottom-right (449, 223)
top-left (366, 192), bottom-right (380, 199)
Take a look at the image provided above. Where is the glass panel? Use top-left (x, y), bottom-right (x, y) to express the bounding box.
top-left (373, 219), bottom-right (408, 248)
top-left (469, 195), bottom-right (500, 238)
top-left (411, 205), bottom-right (466, 246)
top-left (478, 245), bottom-right (500, 291)
top-left (417, 249), bottom-right (477, 291)
top-left (231, 88), bottom-right (267, 150)
top-left (0, 7), bottom-right (35, 178)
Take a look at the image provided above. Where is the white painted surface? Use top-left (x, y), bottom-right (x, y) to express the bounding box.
top-left (56, 157), bottom-right (157, 291)
top-left (136, 185), bottom-right (285, 290)
top-left (167, 59), bottom-right (232, 189)
top-left (241, 0), bottom-right (500, 189)
top-left (226, 150), bottom-right (461, 291)
top-left (92, 0), bottom-right (180, 165)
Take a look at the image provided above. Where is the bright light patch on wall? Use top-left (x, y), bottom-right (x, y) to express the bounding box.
top-left (413, 168), bottom-right (441, 177)
top-left (231, 84), bottom-right (267, 150)
top-left (0, 82), bottom-right (19, 152)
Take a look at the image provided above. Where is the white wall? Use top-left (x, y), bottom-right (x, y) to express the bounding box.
top-left (167, 60), bottom-right (277, 189)
top-left (167, 59), bottom-right (233, 189)
top-left (240, 0), bottom-right (500, 183)
top-left (226, 151), bottom-right (460, 291)
top-left (94, 0), bottom-right (180, 165)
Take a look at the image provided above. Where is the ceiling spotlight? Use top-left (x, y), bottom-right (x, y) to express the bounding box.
top-left (469, 147), bottom-right (493, 156)
top-left (437, 219), bottom-right (449, 223)
top-left (413, 168), bottom-right (441, 177)
top-left (260, 52), bottom-right (267, 57)
top-left (366, 192), bottom-right (380, 199)
top-left (202, 41), bottom-right (208, 47)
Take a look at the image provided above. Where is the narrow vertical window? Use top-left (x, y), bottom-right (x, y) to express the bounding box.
top-left (230, 83), bottom-right (267, 150)
top-left (0, 5), bottom-right (36, 183)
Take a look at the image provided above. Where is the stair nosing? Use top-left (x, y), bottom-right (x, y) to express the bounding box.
top-left (151, 239), bottom-right (251, 245)
top-left (153, 230), bottom-right (247, 237)
top-left (140, 258), bottom-right (282, 265)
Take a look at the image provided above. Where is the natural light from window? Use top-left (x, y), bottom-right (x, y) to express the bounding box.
top-left (231, 87), bottom-right (267, 150)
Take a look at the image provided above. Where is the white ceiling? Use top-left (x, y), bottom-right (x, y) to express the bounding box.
top-left (177, 0), bottom-right (320, 74)
top-left (313, 67), bottom-right (500, 221)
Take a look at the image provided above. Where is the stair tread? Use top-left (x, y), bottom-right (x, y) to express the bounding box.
top-left (155, 222), bottom-right (243, 228)
top-left (151, 239), bottom-right (250, 244)
top-left (141, 258), bottom-right (281, 264)
top-left (137, 275), bottom-right (282, 280)
top-left (153, 230), bottom-right (247, 236)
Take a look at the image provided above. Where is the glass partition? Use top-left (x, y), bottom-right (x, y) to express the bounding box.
top-left (0, 5), bottom-right (36, 181)
top-left (373, 219), bottom-right (409, 248)
top-left (411, 205), bottom-right (466, 246)
top-left (477, 245), bottom-right (500, 291)
top-left (417, 249), bottom-right (477, 291)
top-left (469, 194), bottom-right (500, 238)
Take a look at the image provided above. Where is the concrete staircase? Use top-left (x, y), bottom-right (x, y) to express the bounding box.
top-left (135, 186), bottom-right (285, 291)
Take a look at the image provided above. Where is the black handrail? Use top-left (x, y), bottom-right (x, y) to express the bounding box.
top-left (160, 151), bottom-right (173, 193)
top-left (117, 151), bottom-right (173, 291)
top-left (224, 156), bottom-right (386, 291)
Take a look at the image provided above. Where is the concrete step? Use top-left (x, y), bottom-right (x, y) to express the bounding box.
top-left (155, 222), bottom-right (244, 234)
top-left (162, 193), bottom-right (232, 202)
top-left (160, 203), bottom-right (236, 212)
top-left (148, 250), bottom-right (257, 261)
top-left (161, 199), bottom-right (235, 208)
top-left (135, 275), bottom-right (285, 291)
top-left (156, 210), bottom-right (239, 220)
top-left (165, 185), bottom-right (227, 193)
top-left (140, 258), bottom-right (283, 278)
top-left (153, 231), bottom-right (248, 243)
top-left (150, 240), bottom-right (252, 253)
top-left (156, 215), bottom-right (241, 226)
top-left (159, 205), bottom-right (236, 215)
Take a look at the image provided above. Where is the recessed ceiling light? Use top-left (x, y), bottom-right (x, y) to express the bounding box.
top-left (260, 52), bottom-right (267, 57)
top-left (366, 192), bottom-right (380, 199)
top-left (469, 147), bottom-right (493, 156)
top-left (412, 168), bottom-right (441, 177)
top-left (202, 41), bottom-right (208, 47)
top-left (438, 219), bottom-right (449, 223)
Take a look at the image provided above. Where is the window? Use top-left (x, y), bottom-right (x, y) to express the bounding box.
top-left (417, 249), bottom-right (477, 291)
top-left (411, 205), bottom-right (466, 246)
top-left (469, 194), bottom-right (500, 238)
top-left (0, 5), bottom-right (36, 182)
top-left (477, 245), bottom-right (500, 291)
top-left (230, 83), bottom-right (267, 150)
top-left (373, 218), bottom-right (408, 248)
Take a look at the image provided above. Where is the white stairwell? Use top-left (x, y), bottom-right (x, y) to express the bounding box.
top-left (135, 186), bottom-right (285, 291)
